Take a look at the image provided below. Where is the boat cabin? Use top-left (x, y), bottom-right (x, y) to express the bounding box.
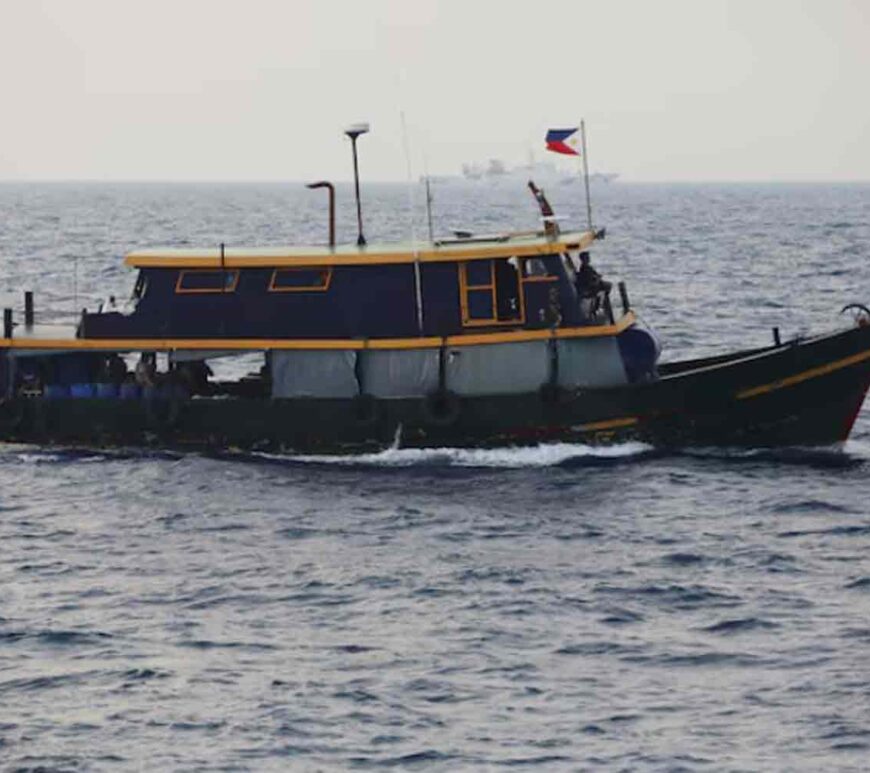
top-left (79, 230), bottom-right (612, 341)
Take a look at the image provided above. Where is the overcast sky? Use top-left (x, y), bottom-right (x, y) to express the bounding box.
top-left (0, 0), bottom-right (867, 182)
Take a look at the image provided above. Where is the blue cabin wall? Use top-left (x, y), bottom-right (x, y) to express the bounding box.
top-left (420, 263), bottom-right (462, 336)
top-left (81, 253), bottom-right (581, 340)
top-left (85, 264), bottom-right (421, 339)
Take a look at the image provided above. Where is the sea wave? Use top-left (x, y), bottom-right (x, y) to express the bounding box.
top-left (262, 441), bottom-right (654, 469)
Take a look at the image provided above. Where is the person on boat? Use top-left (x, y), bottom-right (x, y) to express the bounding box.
top-left (176, 360), bottom-right (212, 396)
top-left (134, 353), bottom-right (157, 388)
top-left (575, 252), bottom-right (611, 319)
top-left (102, 353), bottom-right (128, 385)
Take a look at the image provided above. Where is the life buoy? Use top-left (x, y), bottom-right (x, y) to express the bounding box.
top-left (352, 394), bottom-right (380, 428)
top-left (421, 390), bottom-right (461, 426)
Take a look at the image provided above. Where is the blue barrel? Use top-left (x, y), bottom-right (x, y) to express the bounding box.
top-left (70, 383), bottom-right (96, 399)
top-left (96, 382), bottom-right (119, 399)
top-left (143, 384), bottom-right (174, 401)
top-left (44, 384), bottom-right (69, 399)
top-left (119, 382), bottom-right (141, 400)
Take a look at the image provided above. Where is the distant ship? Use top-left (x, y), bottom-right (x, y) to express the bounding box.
top-left (461, 159), bottom-right (618, 185)
top-left (461, 159), bottom-right (508, 180)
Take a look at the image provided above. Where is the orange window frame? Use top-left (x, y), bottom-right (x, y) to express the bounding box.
top-left (175, 269), bottom-right (240, 294)
top-left (458, 259), bottom-right (527, 327)
top-left (268, 266), bottom-right (334, 293)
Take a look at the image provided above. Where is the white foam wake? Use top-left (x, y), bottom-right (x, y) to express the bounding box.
top-left (279, 441), bottom-right (652, 469)
top-left (843, 437), bottom-right (870, 460)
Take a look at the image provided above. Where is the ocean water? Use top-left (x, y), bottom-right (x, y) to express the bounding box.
top-left (1, 180), bottom-right (870, 771)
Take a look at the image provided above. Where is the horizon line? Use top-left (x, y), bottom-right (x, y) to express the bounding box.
top-left (1, 177), bottom-right (869, 186)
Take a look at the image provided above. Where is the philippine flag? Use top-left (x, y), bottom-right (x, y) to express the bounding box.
top-left (545, 128), bottom-right (580, 156)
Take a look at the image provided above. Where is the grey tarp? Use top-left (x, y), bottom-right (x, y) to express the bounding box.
top-left (359, 349), bottom-right (440, 398)
top-left (169, 350), bottom-right (240, 363)
top-left (556, 337), bottom-right (627, 388)
top-left (271, 350), bottom-right (359, 398)
top-left (445, 340), bottom-right (550, 396)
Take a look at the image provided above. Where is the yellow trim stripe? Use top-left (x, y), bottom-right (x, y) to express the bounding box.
top-left (576, 417), bottom-right (639, 432)
top-left (124, 231), bottom-right (596, 269)
top-left (736, 348), bottom-right (870, 399)
top-left (0, 313), bottom-right (635, 353)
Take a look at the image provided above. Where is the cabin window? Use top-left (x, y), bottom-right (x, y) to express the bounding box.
top-left (522, 258), bottom-right (550, 278)
top-left (459, 259), bottom-right (524, 326)
top-left (269, 267), bottom-right (333, 292)
top-left (176, 270), bottom-right (239, 294)
top-left (465, 261), bottom-right (493, 287)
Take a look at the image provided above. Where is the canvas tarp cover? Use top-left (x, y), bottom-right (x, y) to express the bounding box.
top-left (360, 349), bottom-right (440, 398)
top-left (271, 350), bottom-right (359, 398)
top-left (445, 340), bottom-right (550, 396)
top-left (556, 337), bottom-right (627, 387)
top-left (170, 350), bottom-right (240, 363)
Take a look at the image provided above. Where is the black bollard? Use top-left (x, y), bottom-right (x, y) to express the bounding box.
top-left (3, 308), bottom-right (12, 339)
top-left (773, 327), bottom-right (781, 346)
top-left (24, 291), bottom-right (33, 327)
top-left (618, 281), bottom-right (630, 315)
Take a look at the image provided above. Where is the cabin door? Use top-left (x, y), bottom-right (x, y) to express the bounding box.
top-left (459, 259), bottom-right (524, 327)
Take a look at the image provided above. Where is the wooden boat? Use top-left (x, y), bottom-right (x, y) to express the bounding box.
top-left (1, 180), bottom-right (868, 453)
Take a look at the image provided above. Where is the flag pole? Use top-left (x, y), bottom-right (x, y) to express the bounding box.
top-left (580, 119), bottom-right (593, 233)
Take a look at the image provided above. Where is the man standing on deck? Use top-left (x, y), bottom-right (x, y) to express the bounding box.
top-left (574, 252), bottom-right (611, 319)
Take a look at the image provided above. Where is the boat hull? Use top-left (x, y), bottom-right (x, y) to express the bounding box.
top-left (2, 325), bottom-right (869, 452)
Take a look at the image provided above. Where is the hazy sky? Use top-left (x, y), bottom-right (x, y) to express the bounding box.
top-left (1, 0), bottom-right (868, 182)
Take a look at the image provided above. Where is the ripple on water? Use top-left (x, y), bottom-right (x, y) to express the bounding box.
top-left (595, 583), bottom-right (743, 610)
top-left (702, 617), bottom-right (780, 635)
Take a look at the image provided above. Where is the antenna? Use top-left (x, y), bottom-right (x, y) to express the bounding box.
top-left (425, 175), bottom-right (434, 243)
top-left (220, 242), bottom-right (226, 292)
top-left (344, 122), bottom-right (369, 246)
top-left (421, 148), bottom-right (435, 243)
top-left (399, 110), bottom-right (425, 335)
top-left (580, 119), bottom-right (593, 232)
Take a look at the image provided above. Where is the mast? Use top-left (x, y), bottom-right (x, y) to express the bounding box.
top-left (425, 175), bottom-right (434, 243)
top-left (580, 119), bottom-right (593, 232)
top-left (344, 123), bottom-right (369, 246)
top-left (399, 111), bottom-right (425, 334)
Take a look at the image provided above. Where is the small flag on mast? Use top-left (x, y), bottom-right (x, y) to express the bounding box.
top-left (545, 128), bottom-right (581, 156)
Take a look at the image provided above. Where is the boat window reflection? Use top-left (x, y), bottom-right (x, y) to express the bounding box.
top-left (175, 269), bottom-right (240, 294)
top-left (269, 267), bottom-right (333, 292)
top-left (523, 258), bottom-right (548, 277)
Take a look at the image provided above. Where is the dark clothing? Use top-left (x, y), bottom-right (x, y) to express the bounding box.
top-left (575, 257), bottom-right (612, 322)
top-left (575, 262), bottom-right (610, 297)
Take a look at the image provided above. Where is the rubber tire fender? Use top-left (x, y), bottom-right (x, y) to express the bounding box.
top-left (539, 383), bottom-right (573, 405)
top-left (352, 394), bottom-right (380, 428)
top-left (421, 390), bottom-right (461, 426)
top-left (146, 397), bottom-right (184, 432)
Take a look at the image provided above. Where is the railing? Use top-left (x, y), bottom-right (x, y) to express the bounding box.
top-left (578, 286), bottom-right (615, 325)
